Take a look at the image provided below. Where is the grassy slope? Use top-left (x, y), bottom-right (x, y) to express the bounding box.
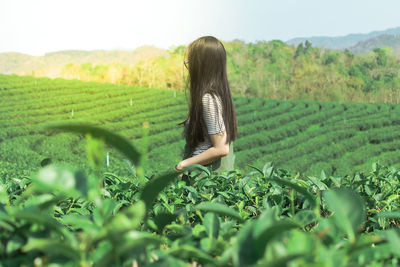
top-left (1, 73), bottom-right (400, 179)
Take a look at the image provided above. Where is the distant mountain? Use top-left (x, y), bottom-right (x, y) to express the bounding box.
top-left (0, 45), bottom-right (167, 76)
top-left (286, 26), bottom-right (400, 49)
top-left (348, 34), bottom-right (400, 54)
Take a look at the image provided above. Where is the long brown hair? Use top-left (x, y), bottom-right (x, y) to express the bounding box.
top-left (178, 36), bottom-right (238, 151)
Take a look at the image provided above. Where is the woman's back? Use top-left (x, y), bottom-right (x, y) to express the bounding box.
top-left (183, 93), bottom-right (235, 172)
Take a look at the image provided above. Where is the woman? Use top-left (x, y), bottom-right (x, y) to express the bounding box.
top-left (174, 36), bottom-right (238, 175)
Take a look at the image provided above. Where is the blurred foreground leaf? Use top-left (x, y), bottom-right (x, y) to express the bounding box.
top-left (323, 188), bottom-right (365, 243)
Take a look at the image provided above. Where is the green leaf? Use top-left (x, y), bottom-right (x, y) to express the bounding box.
top-left (192, 224), bottom-right (206, 237)
top-left (385, 194), bottom-right (400, 204)
top-left (140, 171), bottom-right (178, 211)
top-left (30, 165), bottom-right (82, 198)
top-left (372, 162), bottom-right (378, 172)
top-left (384, 229), bottom-right (400, 257)
top-left (44, 122), bottom-right (141, 166)
top-left (112, 200), bottom-right (129, 215)
top-left (23, 193), bottom-right (65, 210)
top-left (93, 200), bottom-right (146, 244)
top-left (203, 212), bottom-right (220, 239)
top-left (253, 206), bottom-right (280, 237)
top-left (232, 205), bottom-right (300, 267)
top-left (107, 200), bottom-right (145, 233)
top-left (232, 220), bottom-right (259, 266)
top-left (183, 163), bottom-right (211, 177)
top-left (254, 220), bottom-right (299, 257)
top-left (323, 188), bottom-right (365, 243)
top-left (88, 240), bottom-right (113, 267)
top-left (0, 211), bottom-right (15, 231)
top-left (364, 185), bottom-right (373, 196)
top-left (306, 176), bottom-right (328, 190)
top-left (6, 234), bottom-right (25, 254)
top-left (117, 231), bottom-right (163, 257)
top-left (60, 214), bottom-right (100, 236)
top-left (101, 198), bottom-right (119, 225)
top-left (270, 177), bottom-right (316, 208)
top-left (200, 237), bottom-right (216, 252)
top-left (217, 245), bottom-right (235, 266)
top-left (11, 209), bottom-right (76, 245)
top-left (247, 164), bottom-right (264, 176)
top-left (22, 237), bottom-right (80, 260)
top-left (195, 202), bottom-right (243, 222)
top-left (347, 234), bottom-right (386, 255)
top-left (166, 245), bottom-right (216, 264)
top-left (0, 183), bottom-right (10, 205)
top-left (377, 211), bottom-right (400, 219)
top-left (217, 191), bottom-right (230, 199)
top-left (321, 170), bottom-right (327, 180)
top-left (262, 162), bottom-right (274, 177)
top-left (293, 210), bottom-right (317, 227)
top-left (328, 175), bottom-right (341, 187)
top-left (154, 212), bottom-right (178, 231)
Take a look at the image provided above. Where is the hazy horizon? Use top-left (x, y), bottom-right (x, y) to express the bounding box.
top-left (1, 0), bottom-right (400, 56)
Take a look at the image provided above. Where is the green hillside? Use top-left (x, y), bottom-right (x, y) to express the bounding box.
top-left (1, 74), bottom-right (400, 179)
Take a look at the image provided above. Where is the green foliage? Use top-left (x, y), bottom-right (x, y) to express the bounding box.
top-left (373, 47), bottom-right (388, 66)
top-left (1, 123), bottom-right (400, 266)
top-left (322, 50), bottom-right (340, 65)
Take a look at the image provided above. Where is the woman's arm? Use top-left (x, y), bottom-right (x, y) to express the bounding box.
top-left (176, 130), bottom-right (229, 170)
top-left (176, 93), bottom-right (227, 170)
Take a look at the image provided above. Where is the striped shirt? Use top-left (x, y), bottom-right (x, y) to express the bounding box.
top-left (188, 93), bottom-right (226, 156)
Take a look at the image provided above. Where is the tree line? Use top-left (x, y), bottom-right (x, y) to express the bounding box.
top-left (37, 40), bottom-right (400, 103)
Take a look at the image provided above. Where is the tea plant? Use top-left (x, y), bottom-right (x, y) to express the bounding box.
top-left (1, 122), bottom-right (400, 266)
top-left (2, 74), bottom-right (400, 179)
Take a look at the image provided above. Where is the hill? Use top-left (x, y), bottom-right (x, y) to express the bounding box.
top-left (348, 34), bottom-right (400, 54)
top-left (1, 74), bottom-right (400, 179)
top-left (1, 39), bottom-right (400, 104)
top-left (0, 45), bottom-right (167, 76)
top-left (286, 26), bottom-right (400, 49)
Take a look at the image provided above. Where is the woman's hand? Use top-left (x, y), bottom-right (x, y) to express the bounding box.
top-left (174, 161), bottom-right (186, 177)
top-left (174, 163), bottom-right (182, 171)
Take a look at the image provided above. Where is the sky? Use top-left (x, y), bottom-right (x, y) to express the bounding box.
top-left (1, 0), bottom-right (399, 56)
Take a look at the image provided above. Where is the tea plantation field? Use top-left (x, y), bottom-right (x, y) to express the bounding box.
top-left (1, 74), bottom-right (400, 266)
top-left (1, 73), bottom-right (400, 179)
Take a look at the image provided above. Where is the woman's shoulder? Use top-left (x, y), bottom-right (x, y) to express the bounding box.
top-left (202, 92), bottom-right (223, 105)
